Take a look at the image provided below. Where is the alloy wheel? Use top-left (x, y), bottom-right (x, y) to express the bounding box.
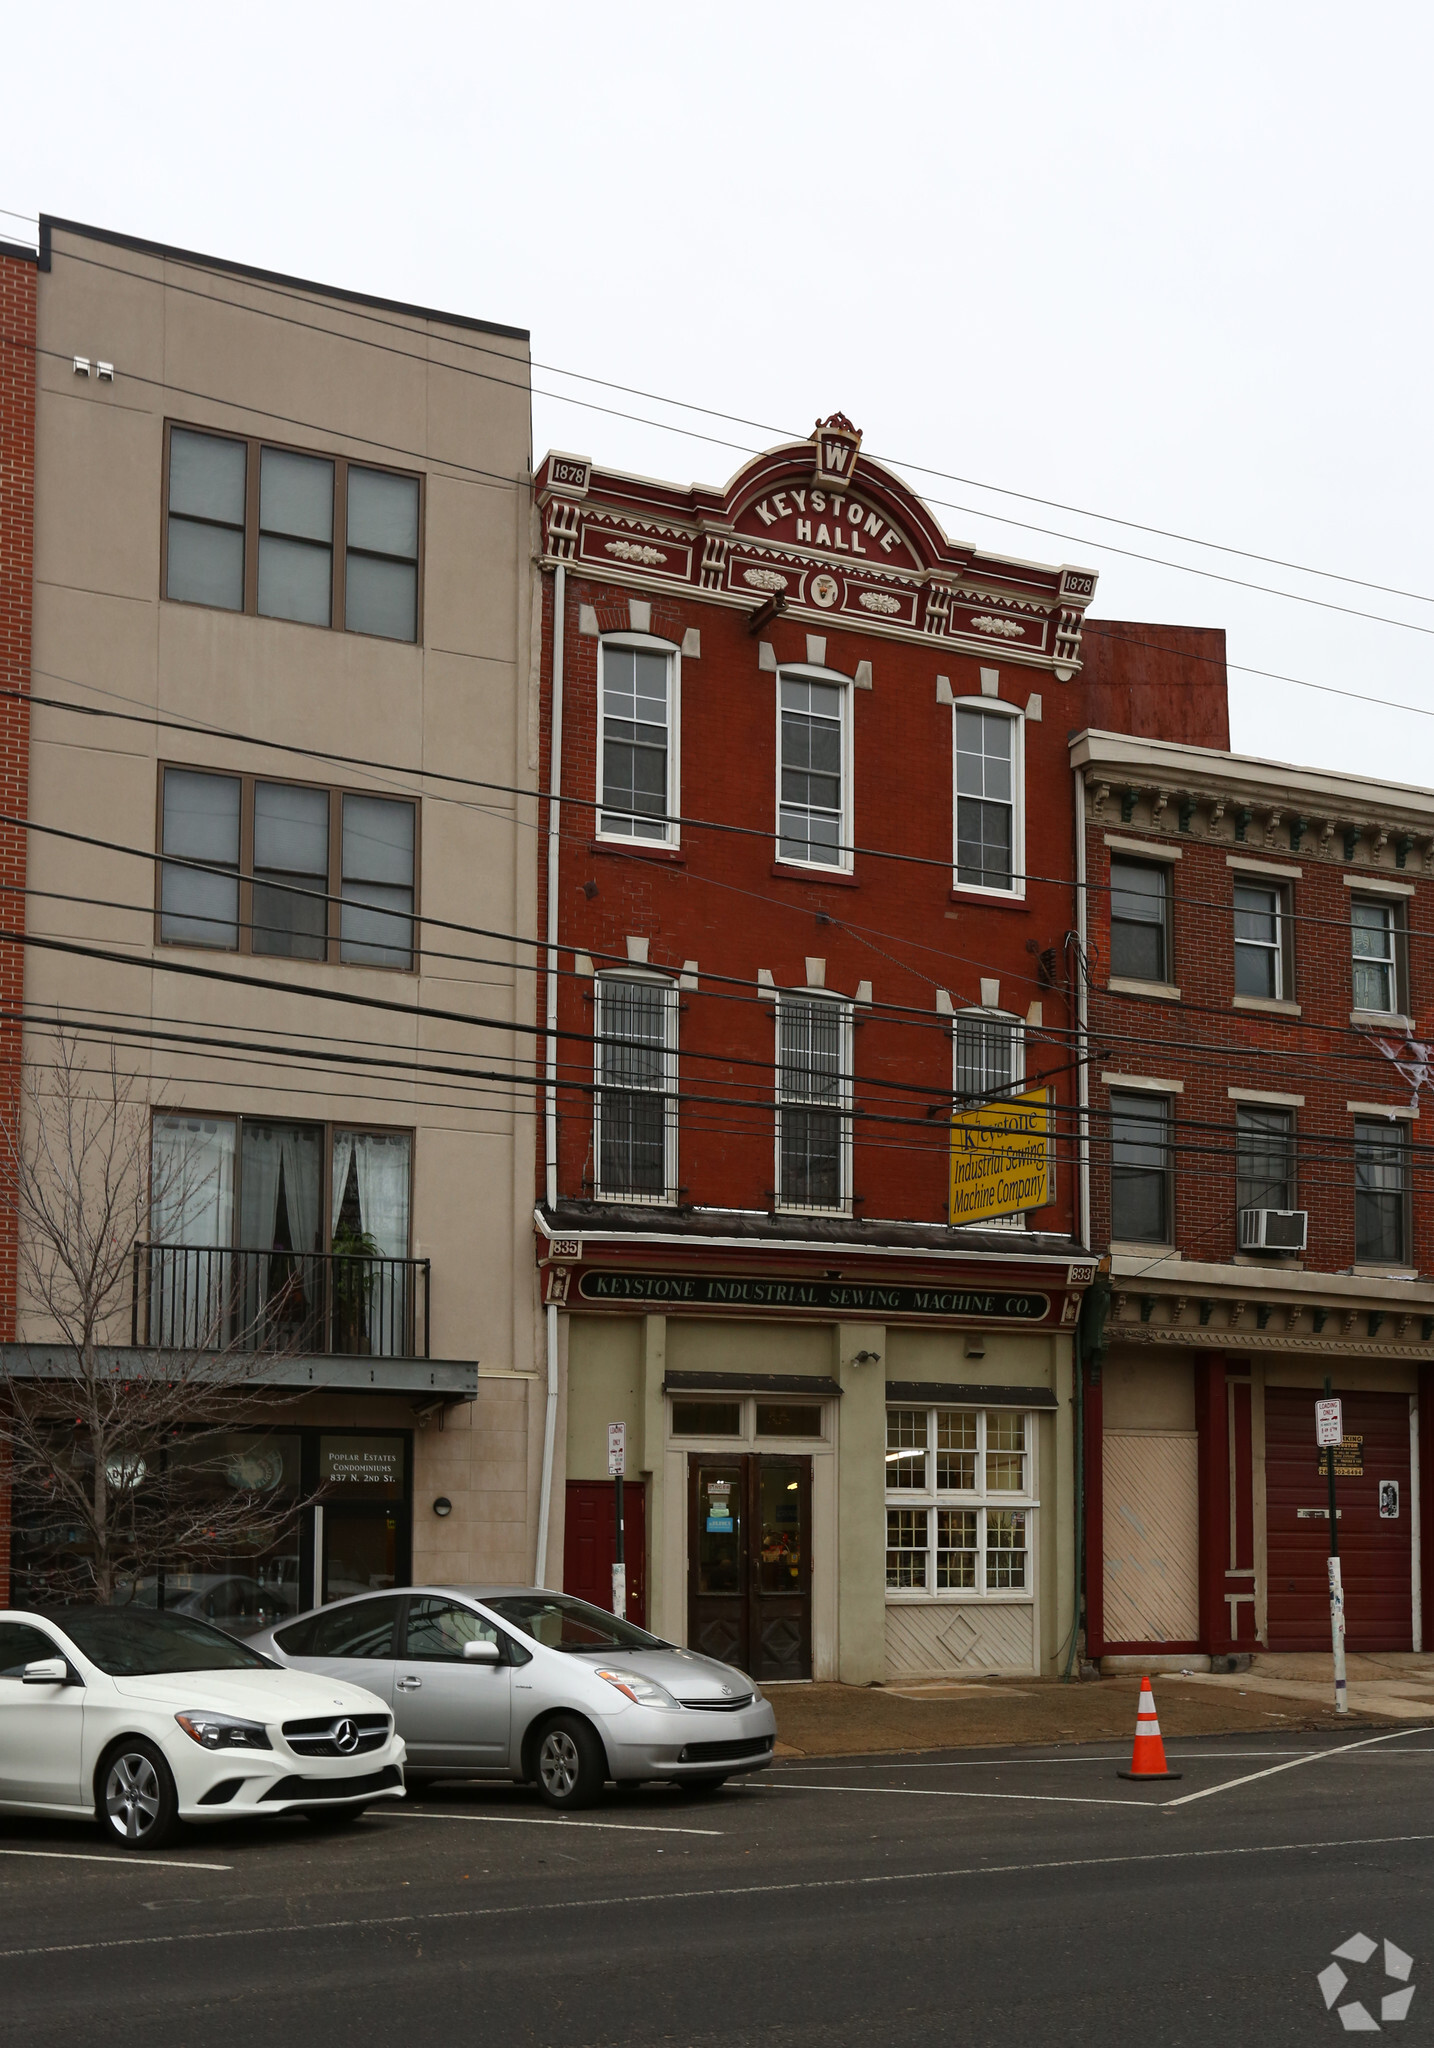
top-left (539, 1729), bottom-right (581, 1800)
top-left (106, 1752), bottom-right (162, 1842)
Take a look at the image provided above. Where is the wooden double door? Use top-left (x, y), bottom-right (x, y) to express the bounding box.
top-left (687, 1454), bottom-right (811, 1682)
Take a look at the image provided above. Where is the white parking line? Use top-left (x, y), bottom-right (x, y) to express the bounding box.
top-left (0, 1848), bottom-right (231, 1871)
top-left (4, 1832), bottom-right (1433, 1960)
top-left (1162, 1725), bottom-right (1432, 1809)
top-left (754, 1782), bottom-right (1147, 1810)
top-left (385, 1811), bottom-right (723, 1837)
top-left (778, 1751), bottom-right (1312, 1771)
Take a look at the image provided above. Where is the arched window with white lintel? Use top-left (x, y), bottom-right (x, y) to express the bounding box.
top-left (597, 633), bottom-right (681, 847)
top-left (952, 697), bottom-right (1024, 898)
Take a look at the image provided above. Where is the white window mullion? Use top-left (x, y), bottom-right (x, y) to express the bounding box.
top-left (598, 637), bottom-right (678, 845)
top-left (953, 702), bottom-right (1024, 899)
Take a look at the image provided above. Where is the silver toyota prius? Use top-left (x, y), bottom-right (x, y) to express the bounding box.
top-left (250, 1587), bottom-right (777, 1808)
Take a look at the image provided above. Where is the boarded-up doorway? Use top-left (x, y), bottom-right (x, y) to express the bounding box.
top-left (1103, 1431), bottom-right (1200, 1645)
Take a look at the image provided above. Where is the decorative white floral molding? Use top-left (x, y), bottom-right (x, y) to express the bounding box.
top-left (858, 591), bottom-right (902, 615)
top-left (970, 615), bottom-right (1026, 639)
top-left (742, 567), bottom-right (789, 591)
top-left (605, 541), bottom-right (667, 566)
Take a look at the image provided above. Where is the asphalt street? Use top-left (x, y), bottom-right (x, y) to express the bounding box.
top-left (2, 1726), bottom-right (1432, 2046)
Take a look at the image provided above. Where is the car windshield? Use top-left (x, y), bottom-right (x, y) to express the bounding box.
top-left (45, 1607), bottom-right (275, 1675)
top-left (481, 1593), bottom-right (665, 1653)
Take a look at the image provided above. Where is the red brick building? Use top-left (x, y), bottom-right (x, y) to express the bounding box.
top-left (0, 236), bottom-right (36, 1601)
top-left (530, 416), bottom-right (1227, 1685)
top-left (1076, 728), bottom-right (1434, 1663)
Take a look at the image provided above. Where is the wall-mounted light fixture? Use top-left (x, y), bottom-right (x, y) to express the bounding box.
top-left (850, 1349), bottom-right (881, 1367)
top-left (432, 1496), bottom-right (453, 1518)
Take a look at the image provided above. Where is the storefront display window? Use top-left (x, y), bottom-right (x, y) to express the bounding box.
top-left (884, 1406), bottom-right (1035, 1599)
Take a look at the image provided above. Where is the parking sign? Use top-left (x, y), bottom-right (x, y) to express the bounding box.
top-left (1316, 1397), bottom-right (1343, 1449)
top-left (607, 1421), bottom-right (626, 1477)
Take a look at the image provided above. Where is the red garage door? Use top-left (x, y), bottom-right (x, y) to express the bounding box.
top-left (563, 1480), bottom-right (646, 1627)
top-left (1266, 1389), bottom-right (1412, 1651)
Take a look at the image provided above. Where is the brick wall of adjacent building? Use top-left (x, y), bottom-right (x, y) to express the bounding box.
top-left (0, 241), bottom-right (36, 1603)
top-left (1085, 809), bottom-right (1433, 1272)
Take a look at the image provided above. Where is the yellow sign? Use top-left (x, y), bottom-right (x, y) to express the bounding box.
top-left (950, 1087), bottom-right (1053, 1226)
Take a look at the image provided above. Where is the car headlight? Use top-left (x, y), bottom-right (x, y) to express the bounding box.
top-left (595, 1668), bottom-right (680, 1710)
top-left (174, 1712), bottom-right (273, 1751)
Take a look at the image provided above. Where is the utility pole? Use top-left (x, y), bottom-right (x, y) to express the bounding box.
top-left (607, 1421), bottom-right (626, 1620)
top-left (1316, 1377), bottom-right (1347, 1714)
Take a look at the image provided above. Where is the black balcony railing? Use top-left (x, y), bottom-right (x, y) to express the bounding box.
top-left (133, 1245), bottom-right (431, 1359)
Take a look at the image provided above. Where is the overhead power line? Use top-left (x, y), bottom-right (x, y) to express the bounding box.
top-left (9, 240), bottom-right (1434, 645)
top-left (39, 231), bottom-right (1434, 612)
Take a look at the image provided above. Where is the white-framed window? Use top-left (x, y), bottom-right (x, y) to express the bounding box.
top-left (1351, 898), bottom-right (1401, 1015)
top-left (884, 1405), bottom-right (1036, 1599)
top-left (1234, 881), bottom-right (1290, 1000)
top-left (953, 701), bottom-right (1023, 897)
top-left (953, 1007), bottom-right (1027, 1228)
top-left (776, 666), bottom-right (853, 871)
top-left (667, 1394), bottom-right (829, 1445)
top-left (775, 991), bottom-right (852, 1213)
top-left (593, 973), bottom-right (678, 1202)
top-left (597, 635), bottom-right (680, 844)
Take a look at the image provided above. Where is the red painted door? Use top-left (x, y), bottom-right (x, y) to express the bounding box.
top-left (563, 1480), bottom-right (646, 1626)
top-left (1265, 1389), bottom-right (1412, 1651)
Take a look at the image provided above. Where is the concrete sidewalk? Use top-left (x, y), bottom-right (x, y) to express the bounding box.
top-left (1178, 1651), bottom-right (1434, 1724)
top-left (767, 1663), bottom-right (1404, 1758)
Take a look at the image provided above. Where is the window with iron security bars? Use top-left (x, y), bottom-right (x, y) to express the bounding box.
top-left (953, 1009), bottom-right (1026, 1228)
top-left (884, 1406), bottom-right (1036, 1601)
top-left (776, 993), bottom-right (852, 1213)
top-left (594, 976), bottom-right (677, 1202)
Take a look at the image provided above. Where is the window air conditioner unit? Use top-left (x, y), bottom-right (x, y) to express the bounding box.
top-left (1238, 1208), bottom-right (1307, 1252)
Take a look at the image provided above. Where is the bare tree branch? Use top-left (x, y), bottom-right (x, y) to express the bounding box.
top-left (0, 1031), bottom-right (316, 1605)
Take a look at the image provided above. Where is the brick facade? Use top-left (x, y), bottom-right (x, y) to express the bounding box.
top-left (0, 242), bottom-right (36, 1605)
top-left (539, 567), bottom-right (1088, 1229)
top-left (1077, 731), bottom-right (1434, 1660)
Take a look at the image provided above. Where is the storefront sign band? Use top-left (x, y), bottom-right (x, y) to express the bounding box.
top-left (577, 1270), bottom-right (1052, 1320)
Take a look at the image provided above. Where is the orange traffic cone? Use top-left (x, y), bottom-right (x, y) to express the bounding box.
top-left (1117, 1676), bottom-right (1182, 1781)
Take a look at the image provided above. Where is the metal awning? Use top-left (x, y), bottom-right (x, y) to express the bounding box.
top-left (0, 1345), bottom-right (477, 1397)
top-left (662, 1371), bottom-right (844, 1397)
top-left (884, 1379), bottom-right (1058, 1410)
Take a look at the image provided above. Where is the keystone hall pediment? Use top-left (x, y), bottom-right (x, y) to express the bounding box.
top-left (536, 412), bottom-right (1099, 673)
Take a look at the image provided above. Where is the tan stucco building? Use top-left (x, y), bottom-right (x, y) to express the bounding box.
top-left (5, 216), bottom-right (541, 1617)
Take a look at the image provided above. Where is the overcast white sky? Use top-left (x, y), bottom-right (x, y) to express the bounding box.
top-left (3, 2), bottom-right (1431, 785)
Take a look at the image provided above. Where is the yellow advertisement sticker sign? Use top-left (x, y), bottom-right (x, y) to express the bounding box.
top-left (950, 1087), bottom-right (1053, 1226)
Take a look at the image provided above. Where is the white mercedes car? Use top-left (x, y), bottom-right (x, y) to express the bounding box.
top-left (0, 1606), bottom-right (406, 1851)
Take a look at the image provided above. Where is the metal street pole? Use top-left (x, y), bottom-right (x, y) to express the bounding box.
top-left (1321, 1376), bottom-right (1347, 1715)
top-left (608, 1421), bottom-right (627, 1620)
